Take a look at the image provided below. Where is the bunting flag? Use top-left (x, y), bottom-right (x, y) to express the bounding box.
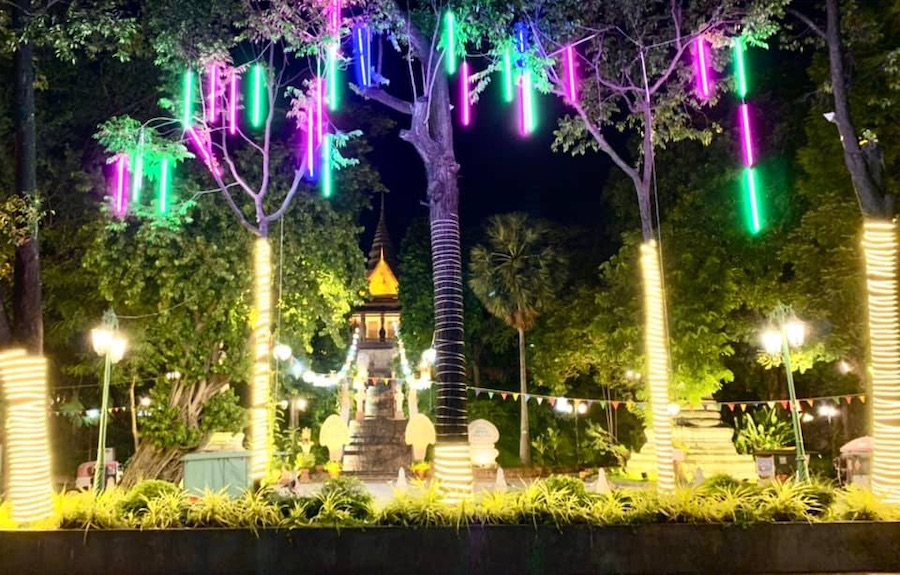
top-left (465, 385), bottom-right (866, 413)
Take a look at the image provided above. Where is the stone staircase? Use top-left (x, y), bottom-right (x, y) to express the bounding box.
top-left (342, 381), bottom-right (410, 475)
top-left (628, 409), bottom-right (756, 481)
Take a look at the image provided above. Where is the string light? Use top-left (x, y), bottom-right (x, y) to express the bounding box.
top-left (640, 240), bottom-right (675, 492)
top-left (863, 220), bottom-right (900, 503)
top-left (158, 158), bottom-right (171, 214)
top-left (460, 60), bottom-right (471, 126)
top-left (694, 37), bottom-right (711, 99)
top-left (433, 443), bottom-right (473, 505)
top-left (443, 10), bottom-right (457, 75)
top-left (0, 350), bottom-right (54, 524)
top-left (250, 237), bottom-right (272, 481)
top-left (182, 70), bottom-right (194, 128)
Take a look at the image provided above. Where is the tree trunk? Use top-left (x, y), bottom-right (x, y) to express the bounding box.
top-left (249, 236), bottom-right (272, 482)
top-left (639, 240), bottom-right (675, 492)
top-left (11, 0), bottom-right (43, 354)
top-left (825, 0), bottom-right (889, 219)
top-left (398, 58), bottom-right (472, 501)
top-left (120, 443), bottom-right (185, 488)
top-left (517, 326), bottom-right (531, 466)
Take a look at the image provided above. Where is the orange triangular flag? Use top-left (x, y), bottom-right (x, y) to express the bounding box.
top-left (727, 403), bottom-right (736, 411)
top-left (501, 393), bottom-right (508, 400)
top-left (844, 396), bottom-right (852, 404)
top-left (780, 400), bottom-right (789, 410)
top-left (805, 399), bottom-right (815, 408)
top-left (549, 397), bottom-right (557, 407)
top-left (611, 400), bottom-right (621, 409)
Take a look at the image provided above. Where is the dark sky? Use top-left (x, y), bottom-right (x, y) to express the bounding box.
top-left (357, 56), bottom-right (615, 254)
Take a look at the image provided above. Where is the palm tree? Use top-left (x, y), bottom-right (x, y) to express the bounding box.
top-left (469, 213), bottom-right (558, 466)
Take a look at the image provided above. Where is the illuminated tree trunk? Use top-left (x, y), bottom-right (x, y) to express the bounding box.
top-left (862, 221), bottom-right (900, 502)
top-left (249, 236), bottom-right (272, 481)
top-left (639, 240), bottom-right (675, 492)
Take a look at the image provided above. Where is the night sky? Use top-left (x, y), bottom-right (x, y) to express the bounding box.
top-left (356, 56), bottom-right (614, 254)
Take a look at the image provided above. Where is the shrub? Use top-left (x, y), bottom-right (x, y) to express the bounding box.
top-left (829, 486), bottom-right (898, 521)
top-left (734, 408), bottom-right (793, 455)
top-left (120, 480), bottom-right (183, 516)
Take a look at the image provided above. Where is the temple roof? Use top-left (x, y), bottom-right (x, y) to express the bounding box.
top-left (365, 193), bottom-right (399, 299)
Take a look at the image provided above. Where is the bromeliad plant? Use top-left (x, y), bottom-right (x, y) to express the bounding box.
top-left (734, 407), bottom-right (794, 454)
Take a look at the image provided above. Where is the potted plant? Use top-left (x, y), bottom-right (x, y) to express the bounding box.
top-left (411, 460), bottom-right (431, 480)
top-left (734, 407), bottom-right (795, 479)
top-left (324, 460), bottom-right (342, 479)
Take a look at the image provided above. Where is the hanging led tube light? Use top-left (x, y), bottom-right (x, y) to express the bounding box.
top-left (459, 60), bottom-right (471, 126)
top-left (249, 63), bottom-right (265, 129)
top-left (327, 0), bottom-right (341, 111)
top-left (306, 103), bottom-right (316, 180)
top-left (519, 69), bottom-right (535, 136)
top-left (207, 63), bottom-right (220, 123)
top-left (502, 46), bottom-right (514, 104)
top-left (182, 70), bottom-right (195, 128)
top-left (443, 10), bottom-right (457, 75)
top-left (354, 25), bottom-right (372, 88)
top-left (733, 38), bottom-right (763, 235)
top-left (564, 44), bottom-right (577, 105)
top-left (321, 133), bottom-right (333, 198)
top-left (113, 154), bottom-right (129, 218)
top-left (694, 37), bottom-right (712, 100)
top-left (186, 127), bottom-right (221, 176)
top-left (130, 129), bottom-right (144, 204)
top-left (317, 76), bottom-right (325, 141)
top-left (229, 70), bottom-right (239, 135)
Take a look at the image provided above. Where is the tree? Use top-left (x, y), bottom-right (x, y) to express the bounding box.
top-left (469, 213), bottom-right (559, 465)
top-left (507, 0), bottom-right (785, 490)
top-left (787, 0), bottom-right (900, 499)
top-left (94, 0), bottom-right (363, 480)
top-left (3, 0), bottom-right (137, 352)
top-left (83, 185), bottom-right (365, 484)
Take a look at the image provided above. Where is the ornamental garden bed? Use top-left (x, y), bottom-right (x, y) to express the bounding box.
top-left (1, 476), bottom-right (900, 574)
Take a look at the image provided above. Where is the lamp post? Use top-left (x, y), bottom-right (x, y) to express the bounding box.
top-left (91, 310), bottom-right (127, 495)
top-left (761, 305), bottom-right (809, 482)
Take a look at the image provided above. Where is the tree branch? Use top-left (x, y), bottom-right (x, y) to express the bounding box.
top-left (788, 8), bottom-right (826, 40)
top-left (264, 165), bottom-right (307, 226)
top-left (356, 86), bottom-right (413, 114)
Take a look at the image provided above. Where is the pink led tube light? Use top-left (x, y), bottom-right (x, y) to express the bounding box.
top-left (317, 77), bottom-right (325, 141)
top-left (460, 60), bottom-right (471, 126)
top-left (564, 45), bottom-right (577, 104)
top-left (113, 155), bottom-right (129, 218)
top-left (739, 103), bottom-right (755, 167)
top-left (229, 70), bottom-right (238, 135)
top-left (306, 106), bottom-right (316, 179)
top-left (207, 63), bottom-right (219, 122)
top-left (695, 37), bottom-right (711, 100)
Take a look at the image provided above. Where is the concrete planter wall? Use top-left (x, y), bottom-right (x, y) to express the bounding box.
top-left (1, 522), bottom-right (898, 574)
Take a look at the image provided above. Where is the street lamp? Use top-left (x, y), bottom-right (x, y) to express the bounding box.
top-left (761, 305), bottom-right (809, 481)
top-left (91, 310), bottom-right (127, 495)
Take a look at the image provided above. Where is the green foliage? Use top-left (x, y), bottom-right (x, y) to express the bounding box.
top-left (734, 408), bottom-right (794, 454)
top-left (378, 482), bottom-right (465, 528)
top-left (531, 428), bottom-right (563, 467)
top-left (120, 480), bottom-right (183, 516)
top-left (303, 477), bottom-right (374, 524)
top-left (584, 422), bottom-right (629, 468)
top-left (829, 485), bottom-right (899, 521)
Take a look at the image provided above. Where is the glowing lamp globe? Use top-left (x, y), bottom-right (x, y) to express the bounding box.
top-left (91, 328), bottom-right (114, 355)
top-left (785, 319), bottom-right (806, 348)
top-left (273, 343), bottom-right (292, 361)
top-left (576, 402), bottom-right (588, 415)
top-left (422, 347), bottom-right (437, 365)
top-left (761, 329), bottom-right (782, 355)
top-left (109, 336), bottom-right (127, 363)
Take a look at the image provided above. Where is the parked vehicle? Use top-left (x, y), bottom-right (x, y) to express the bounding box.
top-left (74, 460), bottom-right (122, 491)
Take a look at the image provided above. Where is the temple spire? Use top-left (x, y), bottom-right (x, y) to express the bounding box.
top-left (368, 191), bottom-right (396, 273)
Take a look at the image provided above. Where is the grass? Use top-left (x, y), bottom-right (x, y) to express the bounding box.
top-left (2, 475), bottom-right (899, 531)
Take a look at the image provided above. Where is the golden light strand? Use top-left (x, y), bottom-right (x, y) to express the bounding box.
top-left (250, 237), bottom-right (272, 481)
top-left (0, 350), bottom-right (54, 523)
top-left (639, 241), bottom-right (676, 492)
top-left (433, 442), bottom-right (473, 505)
top-left (863, 219), bottom-right (900, 502)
